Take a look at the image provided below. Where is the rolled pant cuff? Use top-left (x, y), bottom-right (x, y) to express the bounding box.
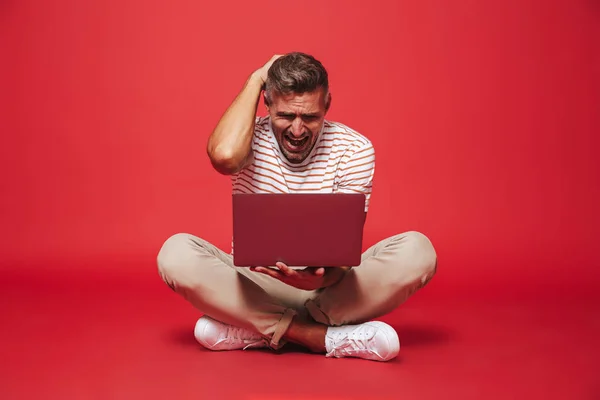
top-left (269, 308), bottom-right (297, 350)
top-left (305, 299), bottom-right (332, 326)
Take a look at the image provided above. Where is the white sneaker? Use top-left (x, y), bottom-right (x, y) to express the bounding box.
top-left (193, 316), bottom-right (268, 351)
top-left (325, 321), bottom-right (400, 361)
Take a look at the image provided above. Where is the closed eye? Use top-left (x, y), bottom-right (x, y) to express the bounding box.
top-left (275, 113), bottom-right (320, 121)
top-left (277, 113), bottom-right (295, 120)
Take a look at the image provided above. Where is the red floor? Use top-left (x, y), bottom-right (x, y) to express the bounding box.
top-left (1, 261), bottom-right (599, 400)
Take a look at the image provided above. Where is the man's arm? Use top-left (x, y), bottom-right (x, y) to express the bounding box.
top-left (321, 266), bottom-right (352, 287)
top-left (337, 142), bottom-right (376, 211)
top-left (207, 55), bottom-right (282, 175)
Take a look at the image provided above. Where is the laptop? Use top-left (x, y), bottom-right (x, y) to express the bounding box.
top-left (232, 193), bottom-right (367, 267)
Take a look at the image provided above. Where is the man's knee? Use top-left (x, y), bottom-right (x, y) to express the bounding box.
top-left (157, 233), bottom-right (196, 287)
top-left (408, 231), bottom-right (437, 285)
top-left (394, 231), bottom-right (437, 286)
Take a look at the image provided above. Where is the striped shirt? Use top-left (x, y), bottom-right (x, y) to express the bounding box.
top-left (231, 116), bottom-right (375, 211)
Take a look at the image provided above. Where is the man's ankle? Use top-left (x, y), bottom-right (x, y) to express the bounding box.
top-left (284, 317), bottom-right (327, 353)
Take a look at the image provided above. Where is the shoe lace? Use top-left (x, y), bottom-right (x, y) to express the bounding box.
top-left (329, 327), bottom-right (377, 357)
top-left (225, 325), bottom-right (265, 349)
top-left (226, 326), bottom-right (251, 342)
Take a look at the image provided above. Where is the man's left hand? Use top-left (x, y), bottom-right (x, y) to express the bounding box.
top-left (251, 262), bottom-right (328, 291)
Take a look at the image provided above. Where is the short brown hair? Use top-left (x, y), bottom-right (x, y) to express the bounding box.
top-left (265, 52), bottom-right (329, 103)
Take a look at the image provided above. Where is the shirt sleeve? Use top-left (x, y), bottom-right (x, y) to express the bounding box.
top-left (336, 142), bottom-right (376, 212)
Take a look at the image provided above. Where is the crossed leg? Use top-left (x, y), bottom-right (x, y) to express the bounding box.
top-left (284, 231), bottom-right (437, 351)
top-left (157, 231), bottom-right (437, 351)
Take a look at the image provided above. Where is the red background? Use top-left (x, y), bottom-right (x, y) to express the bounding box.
top-left (2, 0), bottom-right (599, 291)
top-left (1, 1), bottom-right (599, 398)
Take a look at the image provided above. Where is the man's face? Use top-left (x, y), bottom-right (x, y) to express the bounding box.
top-left (266, 88), bottom-right (330, 164)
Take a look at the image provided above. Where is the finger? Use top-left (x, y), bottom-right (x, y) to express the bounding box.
top-left (304, 267), bottom-right (325, 276)
top-left (254, 266), bottom-right (284, 280)
top-left (275, 262), bottom-right (295, 277)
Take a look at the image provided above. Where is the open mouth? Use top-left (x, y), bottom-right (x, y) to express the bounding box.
top-left (284, 135), bottom-right (309, 150)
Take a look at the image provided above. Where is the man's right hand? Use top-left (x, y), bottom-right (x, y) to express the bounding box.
top-left (253, 54), bottom-right (284, 87)
top-left (207, 54), bottom-right (283, 176)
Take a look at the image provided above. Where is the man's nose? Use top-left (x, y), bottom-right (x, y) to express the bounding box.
top-left (290, 118), bottom-right (304, 137)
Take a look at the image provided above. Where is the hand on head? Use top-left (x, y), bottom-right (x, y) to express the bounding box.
top-left (255, 54), bottom-right (284, 87)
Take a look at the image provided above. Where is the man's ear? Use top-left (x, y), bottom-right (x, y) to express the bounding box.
top-left (325, 92), bottom-right (332, 113)
top-left (263, 92), bottom-right (271, 111)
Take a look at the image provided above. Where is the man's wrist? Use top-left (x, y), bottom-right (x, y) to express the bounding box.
top-left (322, 267), bottom-right (350, 288)
top-left (249, 71), bottom-right (266, 88)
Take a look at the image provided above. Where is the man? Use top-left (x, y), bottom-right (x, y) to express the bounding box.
top-left (157, 52), bottom-right (437, 362)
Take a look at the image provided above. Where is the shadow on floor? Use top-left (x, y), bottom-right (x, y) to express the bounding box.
top-left (167, 327), bottom-right (198, 347)
top-left (391, 323), bottom-right (453, 347)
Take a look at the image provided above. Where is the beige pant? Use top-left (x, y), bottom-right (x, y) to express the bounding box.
top-left (157, 231), bottom-right (437, 349)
